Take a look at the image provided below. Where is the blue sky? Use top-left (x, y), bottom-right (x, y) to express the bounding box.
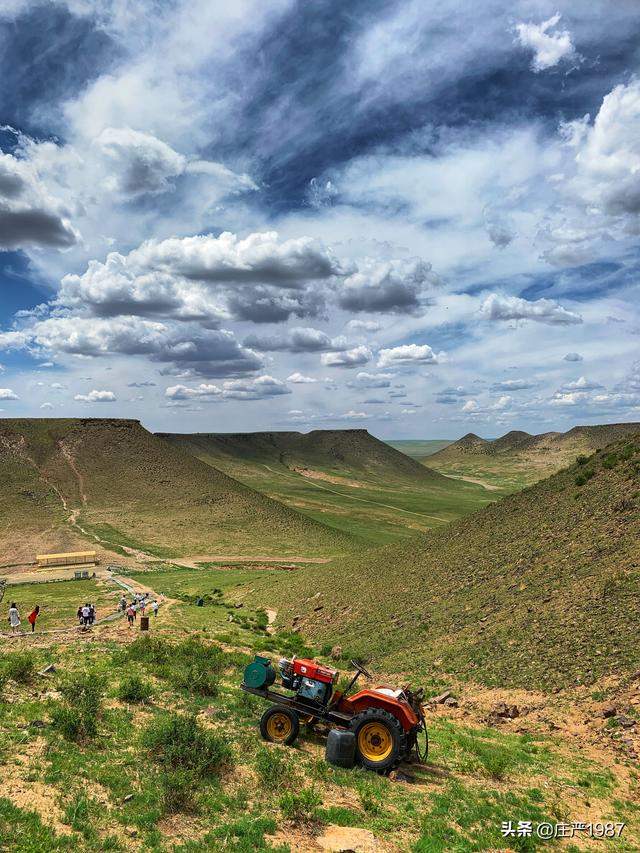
top-left (0, 0), bottom-right (639, 437)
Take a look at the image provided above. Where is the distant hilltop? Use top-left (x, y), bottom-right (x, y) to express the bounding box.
top-left (429, 422), bottom-right (640, 463)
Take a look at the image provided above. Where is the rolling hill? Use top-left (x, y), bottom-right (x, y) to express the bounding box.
top-left (425, 422), bottom-right (640, 491)
top-left (0, 418), bottom-right (356, 566)
top-left (158, 429), bottom-right (493, 545)
top-left (249, 434), bottom-right (640, 689)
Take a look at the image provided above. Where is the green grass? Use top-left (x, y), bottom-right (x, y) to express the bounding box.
top-left (0, 579), bottom-right (638, 851)
top-left (2, 578), bottom-right (117, 630)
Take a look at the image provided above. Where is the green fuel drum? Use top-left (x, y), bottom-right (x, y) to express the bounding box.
top-left (243, 655), bottom-right (277, 689)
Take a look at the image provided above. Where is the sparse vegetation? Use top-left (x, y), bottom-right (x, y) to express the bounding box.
top-left (116, 674), bottom-right (153, 704)
top-left (51, 672), bottom-right (104, 741)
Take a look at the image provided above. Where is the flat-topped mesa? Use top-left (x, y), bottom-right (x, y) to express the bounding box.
top-left (158, 428), bottom-right (448, 482)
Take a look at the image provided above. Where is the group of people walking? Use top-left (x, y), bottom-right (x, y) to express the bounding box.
top-left (7, 603), bottom-right (40, 634)
top-left (77, 602), bottom-right (97, 627)
top-left (119, 591), bottom-right (159, 627)
top-left (6, 589), bottom-right (160, 636)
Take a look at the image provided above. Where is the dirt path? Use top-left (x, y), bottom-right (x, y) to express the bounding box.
top-left (444, 474), bottom-right (502, 491)
top-left (261, 464), bottom-right (448, 523)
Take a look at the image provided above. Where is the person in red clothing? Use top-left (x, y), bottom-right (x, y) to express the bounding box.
top-left (27, 605), bottom-right (40, 633)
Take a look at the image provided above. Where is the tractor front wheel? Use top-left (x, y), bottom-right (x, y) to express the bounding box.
top-left (260, 705), bottom-right (299, 746)
top-left (350, 708), bottom-right (406, 773)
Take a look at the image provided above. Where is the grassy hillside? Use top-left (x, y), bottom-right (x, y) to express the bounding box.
top-left (3, 569), bottom-right (638, 851)
top-left (425, 422), bottom-right (640, 492)
top-left (0, 419), bottom-right (356, 565)
top-left (159, 430), bottom-right (493, 545)
top-left (249, 435), bottom-right (640, 690)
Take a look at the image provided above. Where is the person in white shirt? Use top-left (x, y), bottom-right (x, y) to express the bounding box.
top-left (81, 604), bottom-right (91, 626)
top-left (152, 600), bottom-right (159, 617)
top-left (8, 603), bottom-right (20, 634)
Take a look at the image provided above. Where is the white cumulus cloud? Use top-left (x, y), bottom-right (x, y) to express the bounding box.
top-left (74, 389), bottom-right (117, 402)
top-left (377, 344), bottom-right (438, 368)
top-left (480, 293), bottom-right (582, 325)
top-left (515, 13), bottom-right (575, 72)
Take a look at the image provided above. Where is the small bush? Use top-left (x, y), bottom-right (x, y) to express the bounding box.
top-left (0, 652), bottom-right (36, 684)
top-left (575, 468), bottom-right (595, 486)
top-left (620, 443), bottom-right (636, 461)
top-left (51, 672), bottom-right (104, 741)
top-left (141, 712), bottom-right (232, 779)
top-left (602, 453), bottom-right (618, 470)
top-left (279, 787), bottom-right (322, 823)
top-left (126, 636), bottom-right (172, 666)
top-left (171, 664), bottom-right (219, 697)
top-left (576, 455), bottom-right (589, 466)
top-left (117, 674), bottom-right (153, 704)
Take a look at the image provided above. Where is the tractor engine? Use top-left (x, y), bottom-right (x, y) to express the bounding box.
top-left (279, 657), bottom-right (337, 706)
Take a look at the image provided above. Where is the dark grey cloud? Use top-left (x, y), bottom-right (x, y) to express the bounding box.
top-left (0, 205), bottom-right (77, 249)
top-left (338, 260), bottom-right (437, 315)
top-left (244, 326), bottom-right (338, 353)
top-left (228, 287), bottom-right (326, 323)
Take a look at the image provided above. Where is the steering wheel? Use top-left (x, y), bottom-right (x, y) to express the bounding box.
top-left (351, 659), bottom-right (372, 679)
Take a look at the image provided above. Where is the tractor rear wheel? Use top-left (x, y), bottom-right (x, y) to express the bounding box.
top-left (350, 708), bottom-right (406, 773)
top-left (260, 705), bottom-right (299, 746)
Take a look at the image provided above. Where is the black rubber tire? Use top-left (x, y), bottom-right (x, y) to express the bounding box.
top-left (259, 705), bottom-right (300, 746)
top-left (350, 708), bottom-right (407, 774)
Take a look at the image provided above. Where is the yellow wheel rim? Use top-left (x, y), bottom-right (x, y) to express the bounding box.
top-left (266, 712), bottom-right (293, 741)
top-left (358, 722), bottom-right (393, 762)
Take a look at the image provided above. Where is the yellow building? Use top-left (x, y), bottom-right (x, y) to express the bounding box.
top-left (36, 551), bottom-right (98, 568)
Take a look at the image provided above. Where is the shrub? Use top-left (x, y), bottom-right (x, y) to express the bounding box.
top-left (171, 664), bottom-right (219, 697)
top-left (576, 455), bottom-right (589, 466)
top-left (575, 468), bottom-right (595, 486)
top-left (279, 787), bottom-right (322, 823)
top-left (0, 652), bottom-right (36, 684)
top-left (51, 672), bottom-right (104, 741)
top-left (126, 636), bottom-right (172, 666)
top-left (141, 712), bottom-right (232, 779)
top-left (602, 453), bottom-right (618, 470)
top-left (117, 675), bottom-right (153, 704)
top-left (620, 443), bottom-right (636, 461)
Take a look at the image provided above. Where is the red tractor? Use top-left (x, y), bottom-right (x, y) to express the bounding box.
top-left (242, 655), bottom-right (428, 773)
